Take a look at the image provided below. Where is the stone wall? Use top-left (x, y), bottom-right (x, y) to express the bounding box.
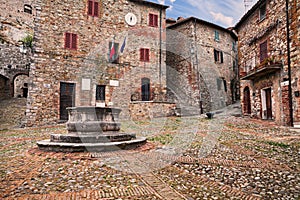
top-left (0, 0), bottom-right (34, 98)
top-left (0, 75), bottom-right (9, 100)
top-left (26, 0), bottom-right (167, 126)
top-left (167, 18), bottom-right (238, 113)
top-left (129, 101), bottom-right (176, 121)
top-left (236, 0), bottom-right (300, 125)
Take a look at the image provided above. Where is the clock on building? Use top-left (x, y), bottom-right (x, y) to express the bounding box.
top-left (125, 13), bottom-right (137, 26)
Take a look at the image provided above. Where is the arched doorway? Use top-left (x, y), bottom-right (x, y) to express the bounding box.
top-left (13, 74), bottom-right (29, 98)
top-left (243, 86), bottom-right (251, 114)
top-left (141, 78), bottom-right (150, 101)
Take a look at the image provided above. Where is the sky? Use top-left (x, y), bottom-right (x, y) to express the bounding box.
top-left (148, 0), bottom-right (259, 28)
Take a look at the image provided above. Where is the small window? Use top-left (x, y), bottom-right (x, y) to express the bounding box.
top-left (96, 85), bottom-right (105, 101)
top-left (140, 48), bottom-right (150, 62)
top-left (149, 13), bottom-right (158, 27)
top-left (223, 79), bottom-right (227, 92)
top-left (259, 3), bottom-right (266, 21)
top-left (214, 30), bottom-right (220, 41)
top-left (141, 78), bottom-right (150, 101)
top-left (87, 0), bottom-right (99, 17)
top-left (65, 32), bottom-right (77, 50)
top-left (260, 40), bottom-right (268, 62)
top-left (108, 42), bottom-right (119, 63)
top-left (24, 4), bottom-right (32, 14)
top-left (214, 49), bottom-right (223, 63)
top-left (217, 78), bottom-right (223, 91)
top-left (232, 41), bottom-right (236, 51)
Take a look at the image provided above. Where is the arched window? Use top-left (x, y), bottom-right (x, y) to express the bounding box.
top-left (141, 78), bottom-right (150, 101)
top-left (24, 4), bottom-right (32, 14)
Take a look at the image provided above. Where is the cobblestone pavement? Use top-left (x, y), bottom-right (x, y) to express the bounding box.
top-left (0, 115), bottom-right (299, 199)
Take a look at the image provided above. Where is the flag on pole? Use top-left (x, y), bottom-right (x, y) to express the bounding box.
top-left (109, 41), bottom-right (115, 60)
top-left (120, 37), bottom-right (126, 54)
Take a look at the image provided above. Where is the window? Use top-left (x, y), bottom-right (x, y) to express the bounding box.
top-left (141, 78), bottom-right (150, 101)
top-left (232, 41), bottom-right (237, 52)
top-left (65, 32), bottom-right (77, 50)
top-left (149, 13), bottom-right (158, 27)
top-left (140, 48), bottom-right (150, 62)
top-left (260, 40), bottom-right (268, 62)
top-left (96, 85), bottom-right (105, 101)
top-left (87, 0), bottom-right (99, 17)
top-left (259, 3), bottom-right (266, 21)
top-left (214, 30), bottom-right (220, 41)
top-left (108, 42), bottom-right (119, 63)
top-left (217, 78), bottom-right (223, 91)
top-left (214, 49), bottom-right (223, 63)
top-left (24, 4), bottom-right (32, 14)
top-left (223, 79), bottom-right (227, 92)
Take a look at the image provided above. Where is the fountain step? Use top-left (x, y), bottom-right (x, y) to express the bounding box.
top-left (67, 121), bottom-right (121, 132)
top-left (50, 133), bottom-right (136, 143)
top-left (37, 137), bottom-right (147, 152)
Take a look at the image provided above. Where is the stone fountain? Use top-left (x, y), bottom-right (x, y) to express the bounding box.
top-left (37, 107), bottom-right (147, 152)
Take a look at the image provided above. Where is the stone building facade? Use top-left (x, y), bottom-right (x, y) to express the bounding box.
top-left (0, 0), bottom-right (34, 98)
top-left (236, 0), bottom-right (300, 126)
top-left (25, 0), bottom-right (170, 126)
top-left (167, 17), bottom-right (239, 115)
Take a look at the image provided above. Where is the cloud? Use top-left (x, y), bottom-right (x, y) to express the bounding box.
top-left (210, 11), bottom-right (234, 27)
top-left (167, 5), bottom-right (174, 11)
top-left (170, 0), bottom-right (176, 3)
top-left (157, 0), bottom-right (165, 4)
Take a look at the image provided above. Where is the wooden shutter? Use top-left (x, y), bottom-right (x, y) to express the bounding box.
top-left (214, 49), bottom-right (218, 62)
top-left (260, 41), bottom-right (268, 62)
top-left (94, 1), bottom-right (99, 17)
top-left (140, 48), bottom-right (144, 61)
top-left (88, 0), bottom-right (93, 15)
top-left (154, 15), bottom-right (158, 27)
top-left (71, 34), bottom-right (77, 49)
top-left (65, 33), bottom-right (71, 49)
top-left (220, 51), bottom-right (224, 63)
top-left (145, 49), bottom-right (150, 61)
top-left (149, 14), bottom-right (154, 26)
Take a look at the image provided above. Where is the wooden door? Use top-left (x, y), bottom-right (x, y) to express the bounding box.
top-left (243, 87), bottom-right (251, 114)
top-left (60, 82), bottom-right (75, 120)
top-left (265, 88), bottom-right (272, 119)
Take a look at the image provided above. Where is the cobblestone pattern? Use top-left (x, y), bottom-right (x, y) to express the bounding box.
top-left (1, 116), bottom-right (299, 199)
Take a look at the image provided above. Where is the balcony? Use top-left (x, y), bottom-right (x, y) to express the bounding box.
top-left (240, 56), bottom-right (282, 80)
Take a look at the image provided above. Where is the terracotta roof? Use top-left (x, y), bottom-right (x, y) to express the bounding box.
top-left (128, 0), bottom-right (169, 9)
top-left (235, 0), bottom-right (265, 29)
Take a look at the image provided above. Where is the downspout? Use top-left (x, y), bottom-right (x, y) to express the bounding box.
top-left (193, 19), bottom-right (203, 114)
top-left (286, 0), bottom-right (294, 126)
top-left (159, 6), bottom-right (162, 98)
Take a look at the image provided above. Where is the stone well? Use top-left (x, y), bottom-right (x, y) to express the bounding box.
top-left (37, 107), bottom-right (147, 152)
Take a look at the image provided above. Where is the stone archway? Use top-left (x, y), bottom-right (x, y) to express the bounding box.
top-left (243, 86), bottom-right (251, 114)
top-left (12, 74), bottom-right (29, 98)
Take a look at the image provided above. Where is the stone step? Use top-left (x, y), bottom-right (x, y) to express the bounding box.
top-left (50, 133), bottom-right (136, 143)
top-left (37, 137), bottom-right (147, 152)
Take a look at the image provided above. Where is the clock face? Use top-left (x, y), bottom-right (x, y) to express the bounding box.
top-left (125, 13), bottom-right (137, 26)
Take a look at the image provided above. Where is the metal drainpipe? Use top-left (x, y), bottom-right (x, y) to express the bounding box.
top-left (159, 7), bottom-right (162, 99)
top-left (194, 19), bottom-right (203, 114)
top-left (286, 0), bottom-right (294, 127)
